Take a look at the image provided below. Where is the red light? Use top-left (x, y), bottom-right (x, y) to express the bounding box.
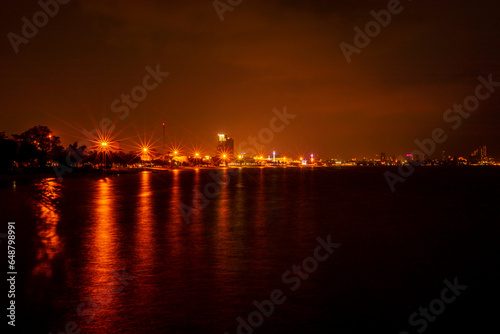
top-left (162, 123), bottom-right (165, 126)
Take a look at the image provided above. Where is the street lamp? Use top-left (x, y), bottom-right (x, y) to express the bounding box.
top-left (100, 142), bottom-right (109, 177)
top-left (170, 150), bottom-right (178, 168)
top-left (162, 122), bottom-right (165, 165)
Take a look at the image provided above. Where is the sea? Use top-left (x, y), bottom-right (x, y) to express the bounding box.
top-left (2, 166), bottom-right (499, 333)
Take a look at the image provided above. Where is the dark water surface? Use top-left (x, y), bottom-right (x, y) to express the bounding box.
top-left (2, 167), bottom-right (500, 333)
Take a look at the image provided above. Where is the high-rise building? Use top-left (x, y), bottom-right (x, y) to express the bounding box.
top-left (216, 134), bottom-right (234, 158)
top-left (471, 145), bottom-right (487, 162)
top-left (380, 152), bottom-right (386, 161)
top-left (481, 145), bottom-right (487, 160)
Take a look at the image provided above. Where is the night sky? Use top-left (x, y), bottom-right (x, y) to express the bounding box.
top-left (1, 0), bottom-right (500, 159)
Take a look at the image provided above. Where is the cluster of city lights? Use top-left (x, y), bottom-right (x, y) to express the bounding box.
top-left (62, 120), bottom-right (321, 167)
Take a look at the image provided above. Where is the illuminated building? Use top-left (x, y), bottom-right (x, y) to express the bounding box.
top-left (470, 145), bottom-right (488, 163)
top-left (216, 134), bottom-right (234, 158)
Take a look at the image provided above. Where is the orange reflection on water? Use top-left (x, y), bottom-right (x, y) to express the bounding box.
top-left (213, 169), bottom-right (244, 282)
top-left (136, 172), bottom-right (154, 265)
top-left (31, 178), bottom-right (62, 278)
top-left (167, 169), bottom-right (182, 259)
top-left (91, 178), bottom-right (118, 274)
top-left (184, 168), bottom-right (204, 258)
top-left (84, 178), bottom-right (120, 327)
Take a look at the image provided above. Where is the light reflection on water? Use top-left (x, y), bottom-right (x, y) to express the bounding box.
top-left (13, 167), bottom-right (489, 333)
top-left (20, 169), bottom-right (327, 333)
top-left (166, 169), bottom-right (182, 259)
top-left (136, 172), bottom-right (154, 267)
top-left (31, 178), bottom-right (62, 279)
top-left (82, 177), bottom-right (122, 331)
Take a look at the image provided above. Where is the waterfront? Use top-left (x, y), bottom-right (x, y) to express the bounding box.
top-left (2, 167), bottom-right (499, 333)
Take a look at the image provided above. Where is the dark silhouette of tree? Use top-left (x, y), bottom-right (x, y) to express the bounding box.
top-left (59, 141), bottom-right (87, 167)
top-left (13, 126), bottom-right (64, 167)
top-left (0, 132), bottom-right (17, 169)
top-left (16, 141), bottom-right (40, 167)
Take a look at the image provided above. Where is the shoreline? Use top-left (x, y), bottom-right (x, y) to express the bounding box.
top-left (1, 164), bottom-right (497, 186)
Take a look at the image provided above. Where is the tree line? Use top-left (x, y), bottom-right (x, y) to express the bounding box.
top-left (0, 125), bottom-right (89, 170)
top-left (0, 125), bottom-right (153, 171)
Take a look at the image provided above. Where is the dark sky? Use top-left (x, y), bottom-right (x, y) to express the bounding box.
top-left (1, 0), bottom-right (500, 159)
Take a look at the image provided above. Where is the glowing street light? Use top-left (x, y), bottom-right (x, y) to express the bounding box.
top-left (193, 152), bottom-right (200, 166)
top-left (219, 153), bottom-right (227, 167)
top-left (99, 142), bottom-right (110, 176)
